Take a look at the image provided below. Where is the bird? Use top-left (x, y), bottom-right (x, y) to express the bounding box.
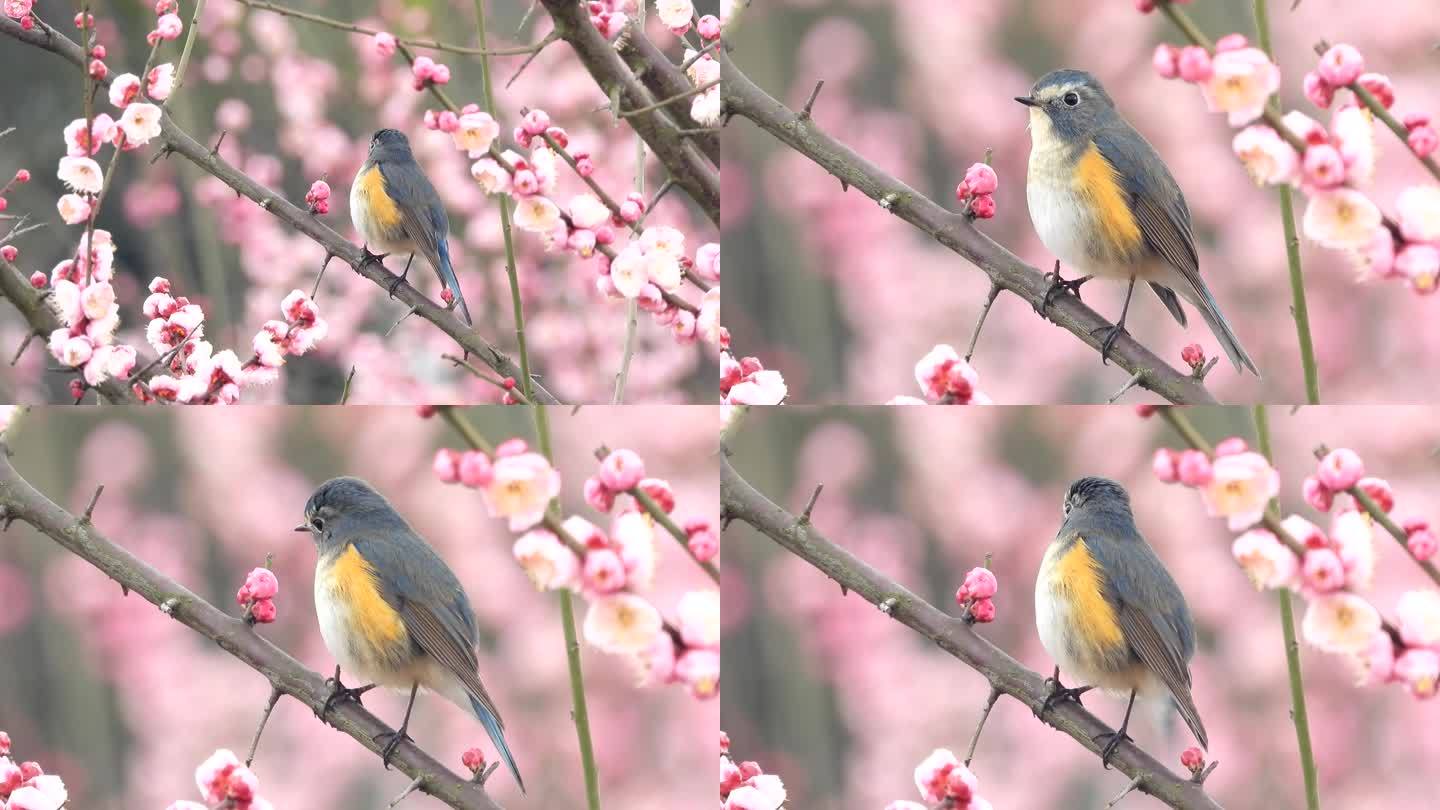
top-left (350, 128), bottom-right (473, 326)
top-left (1017, 69), bottom-right (1259, 375)
top-left (298, 476), bottom-right (522, 790)
top-left (1034, 476), bottom-right (1208, 768)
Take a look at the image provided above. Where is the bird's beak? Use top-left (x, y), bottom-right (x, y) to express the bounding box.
top-left (294, 523), bottom-right (310, 533)
top-left (1014, 96), bottom-right (1039, 107)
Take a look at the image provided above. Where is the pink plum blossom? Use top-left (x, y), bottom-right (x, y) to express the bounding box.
top-left (482, 452), bottom-right (562, 531)
top-left (1200, 47), bottom-right (1279, 125)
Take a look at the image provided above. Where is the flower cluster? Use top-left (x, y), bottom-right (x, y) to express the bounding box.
top-left (165, 749), bottom-right (273, 810)
top-left (954, 566), bottom-right (997, 624)
top-left (41, 231), bottom-right (139, 394)
top-left (720, 732), bottom-right (787, 810)
top-left (140, 278), bottom-right (328, 403)
top-left (1162, 35), bottom-right (1440, 296)
top-left (410, 55), bottom-right (453, 91)
top-left (894, 344), bottom-right (990, 405)
top-left (587, 0), bottom-right (632, 41)
top-left (148, 0), bottom-right (184, 47)
top-left (684, 44), bottom-right (721, 126)
top-left (954, 162), bottom-right (998, 220)
top-left (721, 352), bottom-right (787, 405)
top-left (0, 168), bottom-right (28, 219)
top-left (2, 1), bottom-right (35, 30)
top-left (1152, 436), bottom-right (1279, 530)
top-left (236, 567), bottom-right (279, 625)
top-left (0, 730), bottom-right (69, 810)
top-left (435, 439), bottom-right (718, 698)
top-left (883, 748), bottom-right (994, 810)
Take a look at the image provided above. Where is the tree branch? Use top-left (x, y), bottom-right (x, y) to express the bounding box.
top-left (537, 0), bottom-right (719, 226)
top-left (615, 33), bottom-right (720, 166)
top-left (0, 448), bottom-right (505, 810)
top-left (720, 51), bottom-right (1218, 405)
top-left (719, 454), bottom-right (1224, 810)
top-left (0, 15), bottom-right (561, 405)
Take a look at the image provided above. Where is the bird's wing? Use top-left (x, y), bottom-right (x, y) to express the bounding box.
top-left (376, 159), bottom-right (449, 271)
top-left (400, 598), bottom-right (504, 726)
top-left (1092, 127), bottom-right (1201, 289)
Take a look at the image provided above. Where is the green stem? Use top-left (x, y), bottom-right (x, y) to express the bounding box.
top-left (531, 403), bottom-right (602, 810)
top-left (1252, 405), bottom-right (1321, 810)
top-left (631, 488), bottom-right (719, 583)
top-left (472, 0), bottom-right (534, 401)
top-left (165, 0), bottom-right (207, 107)
top-left (1251, 0), bottom-right (1320, 403)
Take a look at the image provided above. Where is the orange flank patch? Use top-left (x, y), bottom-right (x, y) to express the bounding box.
top-left (1054, 537), bottom-right (1125, 651)
top-left (328, 544), bottom-right (406, 654)
top-left (1074, 144), bottom-right (1142, 257)
top-left (357, 166), bottom-right (402, 232)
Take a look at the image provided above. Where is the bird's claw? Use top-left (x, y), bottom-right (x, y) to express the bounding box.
top-left (1038, 676), bottom-right (1092, 718)
top-left (319, 672), bottom-right (375, 721)
top-left (1038, 263), bottom-right (1091, 316)
top-left (1091, 323), bottom-right (1129, 366)
top-left (1093, 729), bottom-right (1134, 769)
top-left (360, 244), bottom-right (390, 269)
top-left (374, 729), bottom-right (415, 770)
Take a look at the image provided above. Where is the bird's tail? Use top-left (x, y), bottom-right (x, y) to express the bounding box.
top-left (470, 694), bottom-right (525, 793)
top-left (436, 241), bottom-right (473, 327)
top-left (1179, 281), bottom-right (1260, 376)
top-left (1170, 688), bottom-right (1209, 751)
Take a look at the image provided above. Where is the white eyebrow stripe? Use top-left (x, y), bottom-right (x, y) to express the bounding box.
top-left (1034, 82), bottom-right (1083, 102)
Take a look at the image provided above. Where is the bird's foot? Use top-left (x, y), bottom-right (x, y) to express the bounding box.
top-left (319, 669), bottom-right (376, 721)
top-left (1038, 675), bottom-right (1092, 718)
top-left (1037, 261), bottom-right (1091, 316)
top-left (387, 268), bottom-right (410, 299)
top-left (1090, 323), bottom-right (1130, 366)
top-left (360, 244), bottom-right (391, 269)
top-left (1093, 728), bottom-right (1134, 770)
top-left (374, 728), bottom-right (415, 770)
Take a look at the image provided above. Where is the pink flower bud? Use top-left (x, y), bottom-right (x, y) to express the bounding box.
top-left (437, 110), bottom-right (460, 133)
top-left (250, 598), bottom-right (277, 623)
top-left (1135, 405), bottom-right (1158, 418)
top-left (1357, 73), bottom-right (1393, 108)
top-left (599, 448), bottom-right (646, 491)
top-left (521, 108), bottom-right (551, 136)
top-left (1356, 477), bottom-right (1393, 512)
top-left (19, 761), bottom-right (42, 780)
top-left (1180, 343), bottom-right (1205, 369)
top-left (969, 194), bottom-right (996, 219)
top-left (461, 747), bottom-right (486, 773)
top-left (512, 169), bottom-right (539, 196)
top-left (1317, 43), bottom-right (1365, 87)
top-left (1177, 449), bottom-right (1213, 487)
top-left (28, 271), bottom-right (46, 288)
top-left (1302, 548), bottom-right (1346, 592)
top-left (584, 476), bottom-right (615, 513)
top-left (963, 163), bottom-right (998, 196)
top-left (1408, 529), bottom-right (1438, 562)
top-left (1302, 143), bottom-right (1346, 188)
top-left (458, 451), bottom-right (493, 488)
top-left (687, 527), bottom-right (719, 562)
top-left (0, 246), bottom-right (15, 262)
top-left (243, 567), bottom-right (279, 601)
top-left (374, 32), bottom-right (397, 57)
top-left (1214, 33), bottom-right (1248, 52)
top-left (582, 548), bottom-right (626, 594)
top-left (1180, 747), bottom-right (1205, 775)
top-left (1153, 44), bottom-right (1179, 79)
top-left (433, 448), bottom-right (461, 483)
top-left (1317, 447), bottom-right (1365, 491)
top-left (962, 567), bottom-right (998, 600)
top-left (1153, 448), bottom-right (1179, 483)
top-left (969, 597), bottom-right (996, 623)
top-left (1302, 71), bottom-right (1334, 109)
top-left (412, 56), bottom-right (436, 80)
top-left (1408, 125), bottom-right (1439, 158)
top-left (638, 478), bottom-right (675, 513)
top-left (89, 59), bottom-right (108, 80)
top-left (0, 730), bottom-right (8, 755)
top-left (1177, 46), bottom-right (1213, 83)
top-left (422, 109), bottom-right (438, 129)
top-left (494, 437), bottom-right (528, 458)
top-left (14, 169), bottom-right (30, 183)
top-left (697, 14), bottom-right (721, 39)
top-left (1134, 0), bottom-right (1156, 11)
top-left (618, 198), bottom-right (643, 223)
top-left (430, 64), bottom-right (451, 85)
top-left (1302, 476), bottom-right (1334, 512)
top-left (575, 154), bottom-right (595, 176)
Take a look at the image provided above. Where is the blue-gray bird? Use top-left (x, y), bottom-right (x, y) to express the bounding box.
top-left (1017, 69), bottom-right (1258, 375)
top-left (351, 129), bottom-right (473, 326)
top-left (1034, 476), bottom-right (1207, 767)
top-left (299, 477), bottom-right (522, 790)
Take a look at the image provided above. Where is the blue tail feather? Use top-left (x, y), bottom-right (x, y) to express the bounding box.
top-left (470, 694), bottom-right (524, 793)
top-left (435, 240), bottom-right (473, 327)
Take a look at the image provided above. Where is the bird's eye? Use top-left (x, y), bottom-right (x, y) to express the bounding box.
top-left (1063, 92), bottom-right (1080, 107)
top-left (311, 516), bottom-right (325, 532)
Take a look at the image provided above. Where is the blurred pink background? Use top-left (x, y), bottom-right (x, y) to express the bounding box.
top-left (0, 405), bottom-right (717, 808)
top-left (722, 0), bottom-right (1440, 403)
top-left (722, 405), bottom-right (1440, 809)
